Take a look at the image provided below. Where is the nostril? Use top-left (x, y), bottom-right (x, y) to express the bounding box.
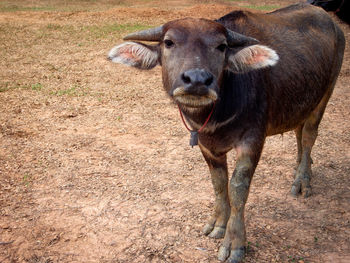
top-left (181, 70), bottom-right (215, 88)
top-left (205, 76), bottom-right (213, 86)
top-left (181, 73), bottom-right (191, 84)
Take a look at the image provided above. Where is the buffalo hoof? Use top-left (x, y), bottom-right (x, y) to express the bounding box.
top-left (218, 246), bottom-right (246, 262)
top-left (291, 167), bottom-right (312, 198)
top-left (291, 178), bottom-right (312, 198)
top-left (203, 224), bottom-right (226, 239)
top-left (218, 245), bottom-right (230, 261)
top-left (208, 226), bottom-right (226, 239)
top-left (203, 223), bottom-right (215, 235)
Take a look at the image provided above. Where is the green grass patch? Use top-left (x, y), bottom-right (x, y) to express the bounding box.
top-left (50, 85), bottom-right (89, 97)
top-left (23, 173), bottom-right (32, 187)
top-left (0, 87), bottom-right (9, 92)
top-left (241, 5), bottom-right (280, 11)
top-left (0, 4), bottom-right (55, 12)
top-left (31, 83), bottom-right (43, 91)
top-left (287, 255), bottom-right (307, 262)
top-left (0, 83), bottom-right (43, 92)
top-left (0, 0), bottom-right (127, 13)
top-left (34, 23), bottom-right (151, 42)
top-left (46, 24), bottom-right (64, 30)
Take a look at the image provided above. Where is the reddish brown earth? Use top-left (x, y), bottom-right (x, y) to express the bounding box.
top-left (0, 1), bottom-right (349, 262)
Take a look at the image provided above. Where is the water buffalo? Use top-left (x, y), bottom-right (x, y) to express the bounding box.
top-left (108, 3), bottom-right (345, 262)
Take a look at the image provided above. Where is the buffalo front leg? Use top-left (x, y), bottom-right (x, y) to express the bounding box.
top-left (200, 146), bottom-right (230, 239)
top-left (218, 144), bottom-right (263, 263)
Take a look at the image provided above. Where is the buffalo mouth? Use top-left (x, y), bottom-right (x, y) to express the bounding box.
top-left (172, 87), bottom-right (218, 108)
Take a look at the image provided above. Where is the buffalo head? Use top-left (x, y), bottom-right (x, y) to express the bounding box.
top-left (108, 18), bottom-right (279, 110)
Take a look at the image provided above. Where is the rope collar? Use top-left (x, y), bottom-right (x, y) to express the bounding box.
top-left (177, 102), bottom-right (216, 147)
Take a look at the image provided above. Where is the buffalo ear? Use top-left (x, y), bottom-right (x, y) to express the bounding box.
top-left (227, 44), bottom-right (279, 73)
top-left (108, 42), bottom-right (160, 70)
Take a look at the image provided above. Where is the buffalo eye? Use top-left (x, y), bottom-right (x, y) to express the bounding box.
top-left (216, 43), bottom-right (227, 52)
top-left (164, 39), bottom-right (174, 48)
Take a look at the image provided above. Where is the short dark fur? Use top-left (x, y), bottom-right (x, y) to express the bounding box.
top-left (203, 3), bottom-right (344, 138)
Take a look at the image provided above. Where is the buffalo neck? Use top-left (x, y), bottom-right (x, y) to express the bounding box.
top-left (177, 70), bottom-right (267, 133)
top-left (178, 103), bottom-right (215, 131)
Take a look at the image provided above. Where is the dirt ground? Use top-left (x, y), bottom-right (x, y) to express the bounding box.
top-left (0, 0), bottom-right (349, 262)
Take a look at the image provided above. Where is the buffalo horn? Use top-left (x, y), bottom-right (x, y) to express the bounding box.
top-left (226, 29), bottom-right (259, 46)
top-left (123, 26), bottom-right (164, 42)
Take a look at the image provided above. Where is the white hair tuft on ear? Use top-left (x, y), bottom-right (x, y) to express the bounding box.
top-left (108, 42), bottom-right (159, 69)
top-left (228, 44), bottom-right (279, 73)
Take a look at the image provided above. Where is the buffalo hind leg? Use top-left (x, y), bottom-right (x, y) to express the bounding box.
top-left (294, 124), bottom-right (303, 164)
top-left (291, 90), bottom-right (333, 197)
top-left (200, 147), bottom-right (230, 239)
top-left (292, 123), bottom-right (313, 197)
top-left (218, 142), bottom-right (263, 263)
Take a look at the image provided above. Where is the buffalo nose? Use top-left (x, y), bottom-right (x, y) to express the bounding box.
top-left (181, 69), bottom-right (214, 94)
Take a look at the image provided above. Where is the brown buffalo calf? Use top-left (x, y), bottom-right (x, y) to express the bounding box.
top-left (108, 3), bottom-right (345, 263)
